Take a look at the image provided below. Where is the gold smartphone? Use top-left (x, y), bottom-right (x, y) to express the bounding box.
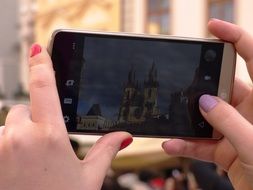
top-left (48, 30), bottom-right (236, 139)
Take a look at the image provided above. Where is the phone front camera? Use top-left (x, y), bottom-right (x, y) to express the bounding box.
top-left (204, 49), bottom-right (217, 62)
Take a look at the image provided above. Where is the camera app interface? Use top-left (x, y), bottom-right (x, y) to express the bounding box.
top-left (53, 33), bottom-right (223, 137)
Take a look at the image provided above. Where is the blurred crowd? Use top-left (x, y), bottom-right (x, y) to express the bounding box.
top-left (0, 105), bottom-right (235, 190)
top-left (70, 138), bottom-right (233, 190)
top-left (101, 161), bottom-right (233, 190)
top-left (0, 85), bottom-right (235, 190)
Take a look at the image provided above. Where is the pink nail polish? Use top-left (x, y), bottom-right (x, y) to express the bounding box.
top-left (120, 137), bottom-right (133, 150)
top-left (30, 44), bottom-right (42, 57)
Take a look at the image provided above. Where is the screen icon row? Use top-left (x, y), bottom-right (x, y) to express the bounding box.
top-left (64, 98), bottom-right (73, 104)
top-left (65, 80), bottom-right (75, 86)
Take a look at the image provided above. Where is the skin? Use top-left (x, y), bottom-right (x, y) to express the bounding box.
top-left (0, 46), bottom-right (132, 190)
top-left (162, 19), bottom-right (253, 190)
top-left (1, 18), bottom-right (252, 190)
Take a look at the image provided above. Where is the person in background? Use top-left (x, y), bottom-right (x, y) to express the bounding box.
top-left (117, 172), bottom-right (153, 190)
top-left (190, 160), bottom-right (233, 190)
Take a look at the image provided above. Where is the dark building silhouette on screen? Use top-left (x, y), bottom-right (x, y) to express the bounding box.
top-left (118, 62), bottom-right (160, 123)
top-left (76, 57), bottom-right (213, 137)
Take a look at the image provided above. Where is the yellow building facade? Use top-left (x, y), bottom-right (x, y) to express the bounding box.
top-left (35, 0), bottom-right (121, 46)
top-left (34, 0), bottom-right (253, 85)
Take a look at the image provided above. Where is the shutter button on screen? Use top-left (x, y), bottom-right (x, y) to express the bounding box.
top-left (204, 49), bottom-right (217, 62)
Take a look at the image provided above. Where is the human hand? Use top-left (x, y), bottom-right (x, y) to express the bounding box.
top-left (0, 45), bottom-right (132, 190)
top-left (162, 19), bottom-right (253, 190)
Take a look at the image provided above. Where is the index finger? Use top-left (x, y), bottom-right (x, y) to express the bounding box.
top-left (28, 44), bottom-right (64, 125)
top-left (208, 19), bottom-right (253, 81)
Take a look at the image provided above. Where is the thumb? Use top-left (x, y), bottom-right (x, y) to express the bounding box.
top-left (199, 94), bottom-right (253, 163)
top-left (82, 132), bottom-right (132, 185)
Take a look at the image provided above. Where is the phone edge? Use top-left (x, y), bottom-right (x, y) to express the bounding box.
top-left (48, 29), bottom-right (236, 140)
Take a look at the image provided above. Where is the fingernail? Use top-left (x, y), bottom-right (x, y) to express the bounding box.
top-left (209, 18), bottom-right (225, 24)
top-left (199, 95), bottom-right (218, 112)
top-left (30, 44), bottom-right (42, 57)
top-left (120, 137), bottom-right (133, 151)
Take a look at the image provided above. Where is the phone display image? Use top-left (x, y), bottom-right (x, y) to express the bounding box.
top-left (51, 31), bottom-right (235, 138)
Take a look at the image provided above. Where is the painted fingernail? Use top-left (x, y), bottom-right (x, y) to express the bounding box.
top-left (210, 18), bottom-right (219, 21)
top-left (199, 94), bottom-right (218, 112)
top-left (30, 44), bottom-right (42, 57)
top-left (120, 137), bottom-right (133, 151)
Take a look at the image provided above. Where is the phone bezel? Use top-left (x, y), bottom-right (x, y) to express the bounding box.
top-left (48, 29), bottom-right (236, 140)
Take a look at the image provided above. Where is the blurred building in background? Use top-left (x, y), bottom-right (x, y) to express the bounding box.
top-left (0, 0), bottom-right (19, 100)
top-left (1, 0), bottom-right (253, 103)
top-left (0, 0), bottom-right (252, 121)
top-left (0, 0), bottom-right (253, 159)
top-left (0, 0), bottom-right (32, 115)
top-left (0, 0), bottom-right (252, 186)
top-left (19, 0), bottom-right (36, 93)
top-left (32, 0), bottom-right (253, 90)
top-left (35, 0), bottom-right (121, 45)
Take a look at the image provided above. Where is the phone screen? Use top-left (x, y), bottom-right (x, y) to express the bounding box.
top-left (52, 32), bottom-right (224, 138)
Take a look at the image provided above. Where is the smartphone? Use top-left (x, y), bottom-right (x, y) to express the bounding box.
top-left (48, 30), bottom-right (236, 139)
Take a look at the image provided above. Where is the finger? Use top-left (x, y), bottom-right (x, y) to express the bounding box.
top-left (208, 19), bottom-right (253, 80)
top-left (231, 77), bottom-right (251, 107)
top-left (162, 138), bottom-right (236, 170)
top-left (0, 126), bottom-right (5, 137)
top-left (199, 94), bottom-right (253, 164)
top-left (5, 105), bottom-right (31, 128)
top-left (83, 132), bottom-right (132, 185)
top-left (162, 139), bottom-right (216, 159)
top-left (29, 44), bottom-right (63, 125)
top-left (230, 77), bottom-right (253, 125)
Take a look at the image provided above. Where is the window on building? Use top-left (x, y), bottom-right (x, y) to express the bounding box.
top-left (147, 0), bottom-right (170, 34)
top-left (208, 0), bottom-right (234, 23)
